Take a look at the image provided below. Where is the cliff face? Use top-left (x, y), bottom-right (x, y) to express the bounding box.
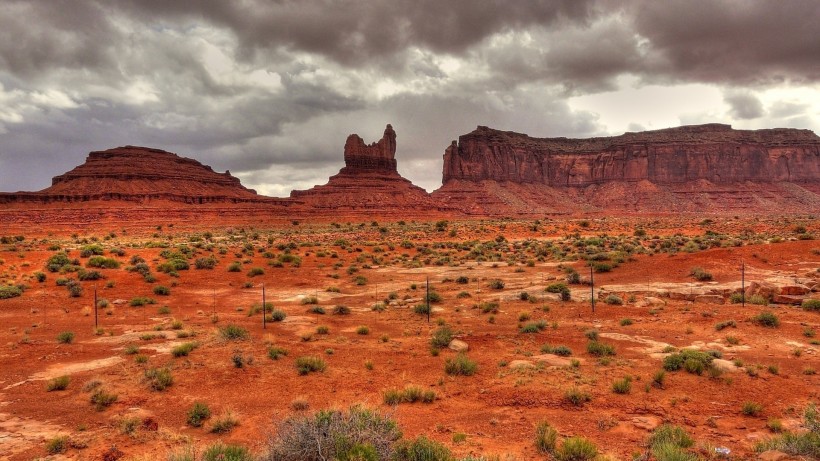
top-left (435, 124), bottom-right (820, 214)
top-left (291, 124), bottom-right (447, 214)
top-left (442, 124), bottom-right (820, 186)
top-left (0, 146), bottom-right (287, 205)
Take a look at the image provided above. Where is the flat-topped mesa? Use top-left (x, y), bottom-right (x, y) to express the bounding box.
top-left (341, 124), bottom-right (398, 173)
top-left (442, 124), bottom-right (820, 186)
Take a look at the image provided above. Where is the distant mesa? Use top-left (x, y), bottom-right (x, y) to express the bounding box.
top-left (0, 145), bottom-right (287, 205)
top-left (433, 123), bottom-right (820, 214)
top-left (291, 124), bottom-right (446, 213)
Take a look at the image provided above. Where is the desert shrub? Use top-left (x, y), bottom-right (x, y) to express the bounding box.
top-left (195, 256), bottom-right (218, 269)
top-left (187, 401), bottom-right (211, 427)
top-left (46, 435), bottom-right (70, 454)
top-left (333, 305), bottom-right (351, 315)
top-left (220, 324), bottom-right (249, 341)
top-left (649, 424), bottom-right (694, 451)
top-left (46, 375), bottom-right (70, 391)
top-left (90, 388), bottom-right (117, 411)
top-left (153, 285), bottom-right (171, 296)
top-left (564, 387), bottom-right (592, 406)
top-left (604, 294), bottom-right (623, 305)
top-left (268, 346), bottom-right (288, 360)
top-left (612, 376), bottom-right (632, 394)
top-left (520, 320), bottom-right (547, 333)
top-left (802, 299), bottom-right (820, 312)
top-left (742, 401), bottom-right (764, 416)
top-left (748, 294), bottom-right (769, 305)
top-left (652, 370), bottom-right (666, 388)
top-left (620, 318), bottom-right (634, 326)
top-left (87, 256), bottom-right (120, 269)
top-left (445, 353), bottom-right (477, 376)
top-left (555, 436), bottom-right (597, 461)
top-left (552, 345), bottom-right (573, 356)
top-left (80, 244), bottom-right (104, 257)
top-left (663, 349), bottom-right (714, 375)
top-left (729, 292), bottom-right (744, 304)
top-left (295, 356), bottom-right (326, 375)
top-left (356, 325), bottom-right (370, 335)
top-left (67, 281), bottom-right (83, 297)
top-left (753, 311), bottom-right (780, 328)
top-left (488, 279), bottom-right (505, 289)
top-left (584, 329), bottom-right (599, 341)
top-left (455, 276), bottom-right (469, 284)
top-left (267, 308), bottom-right (287, 322)
top-left (0, 285), bottom-right (22, 299)
top-left (586, 341), bottom-right (615, 357)
top-left (77, 269), bottom-right (102, 281)
top-left (413, 304), bottom-right (431, 315)
top-left (144, 367), bottom-right (173, 391)
top-left (227, 262), bottom-right (242, 272)
top-left (211, 411), bottom-right (239, 434)
top-left (715, 320), bottom-right (737, 331)
top-left (690, 267), bottom-right (713, 281)
top-left (430, 326), bottom-right (453, 348)
top-left (46, 252), bottom-right (73, 272)
top-left (262, 405), bottom-right (401, 461)
top-left (34, 271), bottom-right (47, 282)
top-left (754, 403), bottom-right (819, 458)
top-left (202, 442), bottom-right (253, 461)
top-left (546, 283), bottom-right (571, 301)
top-left (535, 421), bottom-right (558, 453)
top-left (247, 267), bottom-right (265, 277)
top-left (129, 296), bottom-right (156, 307)
top-left (57, 331), bottom-right (75, 344)
top-left (158, 259), bottom-right (189, 273)
top-left (172, 342), bottom-right (198, 357)
top-left (592, 262), bottom-right (612, 273)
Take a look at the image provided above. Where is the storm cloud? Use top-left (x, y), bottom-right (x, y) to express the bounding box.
top-left (1, 0), bottom-right (818, 194)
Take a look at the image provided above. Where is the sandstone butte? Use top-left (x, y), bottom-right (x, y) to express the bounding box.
top-left (433, 124), bottom-right (820, 215)
top-left (0, 123), bottom-right (819, 221)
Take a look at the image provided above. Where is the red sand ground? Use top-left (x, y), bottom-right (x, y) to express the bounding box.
top-left (0, 217), bottom-right (818, 460)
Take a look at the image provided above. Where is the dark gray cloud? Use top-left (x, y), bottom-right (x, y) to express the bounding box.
top-left (0, 0), bottom-right (818, 195)
top-left (724, 91), bottom-right (764, 120)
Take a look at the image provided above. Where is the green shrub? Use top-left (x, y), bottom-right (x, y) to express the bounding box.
top-left (144, 367), bottom-right (173, 391)
top-left (333, 305), bottom-right (351, 315)
top-left (202, 442), bottom-right (253, 461)
top-left (520, 321), bottom-right (547, 333)
top-left (0, 285), bottom-right (23, 299)
top-left (535, 421), bottom-right (558, 453)
top-left (729, 293), bottom-right (744, 304)
top-left (195, 256), bottom-right (218, 270)
top-left (393, 436), bottom-right (452, 461)
top-left (57, 331), bottom-right (75, 344)
top-left (742, 401), bottom-right (763, 416)
top-left (268, 309), bottom-right (287, 322)
top-left (802, 299), bottom-right (820, 312)
top-left (90, 388), bottom-right (118, 411)
top-left (158, 259), bottom-right (189, 273)
top-left (172, 342), bottom-right (198, 357)
top-left (564, 387), bottom-right (591, 406)
top-left (220, 324), bottom-right (249, 340)
top-left (153, 285), bottom-right (171, 296)
top-left (430, 326), bottom-right (454, 348)
top-left (555, 436), bottom-right (597, 461)
top-left (445, 354), bottom-right (478, 376)
top-left (620, 318), bottom-right (634, 326)
top-left (130, 296), bottom-right (156, 307)
top-left (46, 375), bottom-right (70, 391)
top-left (748, 294), bottom-right (769, 305)
top-left (413, 303), bottom-right (431, 315)
top-left (488, 279), bottom-right (505, 289)
top-left (268, 346), bottom-right (288, 360)
top-left (586, 341), bottom-right (615, 357)
top-left (715, 320), bottom-right (737, 331)
top-left (87, 256), bottom-right (120, 269)
top-left (227, 262), bottom-right (242, 272)
top-left (187, 401), bottom-right (211, 427)
top-left (690, 267), bottom-right (713, 281)
top-left (612, 376), bottom-right (632, 394)
top-left (211, 411), bottom-right (239, 434)
top-left (295, 356), bottom-right (326, 375)
top-left (648, 424), bottom-right (694, 451)
top-left (753, 311), bottom-right (780, 328)
top-left (584, 329), bottom-right (599, 341)
top-left (46, 435), bottom-right (70, 454)
top-left (663, 349), bottom-right (714, 375)
top-left (356, 325), bottom-right (370, 335)
top-left (592, 262), bottom-right (612, 273)
top-left (605, 294), bottom-right (623, 305)
top-left (46, 252), bottom-right (72, 272)
top-left (247, 267), bottom-right (265, 277)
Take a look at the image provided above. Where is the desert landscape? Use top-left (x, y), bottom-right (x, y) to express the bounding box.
top-left (0, 121), bottom-right (818, 461)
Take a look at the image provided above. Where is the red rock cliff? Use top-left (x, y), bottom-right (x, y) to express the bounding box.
top-left (341, 124), bottom-right (398, 173)
top-left (435, 124), bottom-right (820, 214)
top-left (442, 124), bottom-right (820, 186)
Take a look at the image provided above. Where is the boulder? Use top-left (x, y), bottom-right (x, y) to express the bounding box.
top-left (448, 339), bottom-right (469, 352)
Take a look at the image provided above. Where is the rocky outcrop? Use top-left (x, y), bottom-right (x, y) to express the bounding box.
top-left (291, 124), bottom-right (447, 214)
top-left (434, 124), bottom-right (820, 214)
top-left (0, 146), bottom-right (290, 205)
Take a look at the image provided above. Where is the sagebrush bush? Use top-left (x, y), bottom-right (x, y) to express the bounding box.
top-left (535, 420), bottom-right (558, 453)
top-left (555, 436), bottom-right (597, 461)
top-left (753, 311), bottom-right (780, 328)
top-left (262, 406), bottom-right (401, 461)
top-left (144, 367), bottom-right (173, 391)
top-left (187, 401), bottom-right (211, 427)
top-left (445, 354), bottom-right (477, 376)
top-left (220, 324), bottom-right (249, 341)
top-left (295, 356), bottom-right (326, 375)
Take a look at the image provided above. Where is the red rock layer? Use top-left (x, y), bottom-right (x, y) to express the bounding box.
top-left (434, 124), bottom-right (820, 214)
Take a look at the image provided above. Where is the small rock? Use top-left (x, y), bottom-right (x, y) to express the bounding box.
top-left (758, 450), bottom-right (796, 461)
top-left (449, 339), bottom-right (469, 352)
top-left (508, 360), bottom-right (535, 369)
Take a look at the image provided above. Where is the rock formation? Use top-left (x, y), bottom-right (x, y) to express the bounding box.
top-left (0, 146), bottom-right (289, 205)
top-left (291, 124), bottom-right (446, 214)
top-left (433, 124), bottom-right (820, 214)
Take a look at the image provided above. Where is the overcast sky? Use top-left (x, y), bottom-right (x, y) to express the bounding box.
top-left (1, 1), bottom-right (818, 196)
